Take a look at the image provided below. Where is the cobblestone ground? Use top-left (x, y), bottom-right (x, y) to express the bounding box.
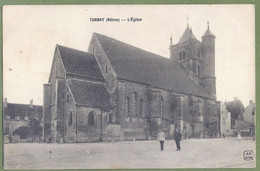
top-left (4, 138), bottom-right (256, 169)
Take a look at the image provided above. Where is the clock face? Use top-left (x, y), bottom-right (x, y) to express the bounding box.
top-left (106, 72), bottom-right (116, 94)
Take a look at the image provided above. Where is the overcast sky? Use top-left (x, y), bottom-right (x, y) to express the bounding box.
top-left (3, 5), bottom-right (255, 106)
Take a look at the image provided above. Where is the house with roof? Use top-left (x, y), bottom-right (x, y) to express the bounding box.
top-left (3, 98), bottom-right (43, 142)
top-left (43, 23), bottom-right (219, 143)
top-left (224, 97), bottom-right (245, 129)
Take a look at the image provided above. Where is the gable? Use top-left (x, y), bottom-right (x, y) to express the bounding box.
top-left (48, 46), bottom-right (66, 83)
top-left (57, 45), bottom-right (104, 81)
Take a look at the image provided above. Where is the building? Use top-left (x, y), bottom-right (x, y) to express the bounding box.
top-left (43, 23), bottom-right (219, 143)
top-left (220, 102), bottom-right (232, 136)
top-left (3, 98), bottom-right (43, 142)
top-left (244, 100), bottom-right (255, 124)
top-left (225, 97), bottom-right (245, 129)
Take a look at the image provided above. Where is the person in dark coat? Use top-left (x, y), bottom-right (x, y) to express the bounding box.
top-left (174, 129), bottom-right (182, 151)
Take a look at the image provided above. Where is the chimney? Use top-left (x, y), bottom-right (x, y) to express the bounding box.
top-left (4, 98), bottom-right (7, 108)
top-left (30, 99), bottom-right (33, 108)
top-left (234, 97), bottom-right (238, 101)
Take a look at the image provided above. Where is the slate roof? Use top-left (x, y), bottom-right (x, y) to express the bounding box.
top-left (178, 26), bottom-right (198, 43)
top-left (4, 103), bottom-right (43, 120)
top-left (94, 33), bottom-right (214, 99)
top-left (68, 80), bottom-right (112, 108)
top-left (202, 28), bottom-right (215, 37)
top-left (57, 45), bottom-right (104, 80)
top-left (225, 100), bottom-right (245, 114)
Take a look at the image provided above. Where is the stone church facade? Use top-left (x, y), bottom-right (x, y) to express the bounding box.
top-left (43, 23), bottom-right (219, 143)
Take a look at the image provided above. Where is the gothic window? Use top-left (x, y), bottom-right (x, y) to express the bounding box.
top-left (160, 95), bottom-right (164, 118)
top-left (139, 99), bottom-right (143, 116)
top-left (69, 111), bottom-right (72, 126)
top-left (131, 92), bottom-right (137, 116)
top-left (125, 97), bottom-right (130, 116)
top-left (183, 52), bottom-right (186, 60)
top-left (88, 111), bottom-right (95, 126)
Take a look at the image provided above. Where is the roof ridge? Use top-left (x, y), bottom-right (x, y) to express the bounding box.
top-left (56, 44), bottom-right (93, 55)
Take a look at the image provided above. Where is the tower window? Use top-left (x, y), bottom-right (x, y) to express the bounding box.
top-left (183, 52), bottom-right (186, 60)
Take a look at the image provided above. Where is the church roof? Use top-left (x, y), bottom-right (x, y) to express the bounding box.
top-left (94, 33), bottom-right (214, 99)
top-left (178, 25), bottom-right (197, 43)
top-left (202, 28), bottom-right (215, 37)
top-left (57, 45), bottom-right (104, 81)
top-left (68, 80), bottom-right (112, 108)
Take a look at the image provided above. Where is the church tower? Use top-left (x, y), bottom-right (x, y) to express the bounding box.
top-left (169, 24), bottom-right (202, 83)
top-left (201, 22), bottom-right (216, 97)
top-left (169, 22), bottom-right (216, 98)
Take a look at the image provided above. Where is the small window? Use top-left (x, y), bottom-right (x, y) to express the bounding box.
top-left (69, 111), bottom-right (72, 126)
top-left (93, 47), bottom-right (95, 53)
top-left (105, 65), bottom-right (108, 74)
top-left (67, 94), bottom-right (70, 103)
top-left (198, 66), bottom-right (200, 77)
top-left (179, 53), bottom-right (182, 61)
top-left (183, 52), bottom-right (185, 60)
top-left (88, 111), bottom-right (95, 126)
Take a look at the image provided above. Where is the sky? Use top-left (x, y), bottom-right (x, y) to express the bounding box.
top-left (3, 5), bottom-right (255, 106)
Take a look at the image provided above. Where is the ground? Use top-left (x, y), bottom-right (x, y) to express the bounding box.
top-left (4, 138), bottom-right (256, 169)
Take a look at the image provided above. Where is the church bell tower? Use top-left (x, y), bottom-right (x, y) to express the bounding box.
top-left (201, 22), bottom-right (216, 97)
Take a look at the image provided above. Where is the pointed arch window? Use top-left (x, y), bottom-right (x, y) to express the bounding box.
top-left (125, 97), bottom-right (130, 116)
top-left (160, 95), bottom-right (164, 118)
top-left (88, 111), bottom-right (95, 126)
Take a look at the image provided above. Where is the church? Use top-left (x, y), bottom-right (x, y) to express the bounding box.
top-left (43, 23), bottom-right (220, 143)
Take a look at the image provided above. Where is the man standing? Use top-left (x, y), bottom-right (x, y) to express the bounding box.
top-left (174, 129), bottom-right (182, 151)
top-left (158, 130), bottom-right (165, 151)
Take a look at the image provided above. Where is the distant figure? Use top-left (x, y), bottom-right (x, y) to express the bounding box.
top-left (237, 131), bottom-right (242, 140)
top-left (174, 129), bottom-right (182, 151)
top-left (158, 130), bottom-right (165, 151)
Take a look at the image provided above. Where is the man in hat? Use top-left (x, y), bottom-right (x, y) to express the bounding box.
top-left (174, 129), bottom-right (182, 151)
top-left (158, 130), bottom-right (165, 151)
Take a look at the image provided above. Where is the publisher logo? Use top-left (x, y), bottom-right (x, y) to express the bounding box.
top-left (243, 150), bottom-right (254, 161)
